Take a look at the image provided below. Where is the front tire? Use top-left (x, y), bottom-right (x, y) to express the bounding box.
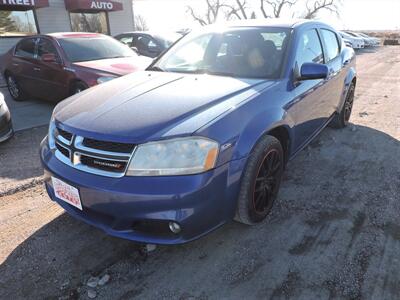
top-left (329, 83), bottom-right (355, 129)
top-left (6, 73), bottom-right (26, 101)
top-left (235, 135), bottom-right (284, 225)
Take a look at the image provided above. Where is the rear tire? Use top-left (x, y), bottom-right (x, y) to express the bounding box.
top-left (234, 135), bottom-right (284, 225)
top-left (6, 73), bottom-right (26, 101)
top-left (329, 83), bottom-right (355, 129)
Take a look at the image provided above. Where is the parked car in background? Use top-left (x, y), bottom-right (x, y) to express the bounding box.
top-left (339, 31), bottom-right (364, 49)
top-left (0, 91), bottom-right (13, 143)
top-left (114, 31), bottom-right (182, 58)
top-left (0, 33), bottom-right (152, 102)
top-left (343, 38), bottom-right (353, 48)
top-left (41, 20), bottom-right (356, 244)
top-left (345, 31), bottom-right (373, 47)
top-left (358, 33), bottom-right (381, 46)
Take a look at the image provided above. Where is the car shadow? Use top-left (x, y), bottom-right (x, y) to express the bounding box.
top-left (1, 124), bottom-right (399, 299)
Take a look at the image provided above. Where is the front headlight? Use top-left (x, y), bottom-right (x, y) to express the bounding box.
top-left (97, 76), bottom-right (116, 84)
top-left (48, 116), bottom-right (56, 149)
top-left (126, 137), bottom-right (219, 176)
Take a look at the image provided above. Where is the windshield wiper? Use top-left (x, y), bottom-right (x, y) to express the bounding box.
top-left (146, 66), bottom-right (165, 72)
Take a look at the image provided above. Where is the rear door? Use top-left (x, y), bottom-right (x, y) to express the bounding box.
top-left (13, 38), bottom-right (39, 97)
top-left (318, 29), bottom-right (346, 113)
top-left (35, 38), bottom-right (69, 101)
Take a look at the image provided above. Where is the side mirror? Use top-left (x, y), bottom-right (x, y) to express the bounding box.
top-left (299, 63), bottom-right (328, 80)
top-left (42, 53), bottom-right (57, 63)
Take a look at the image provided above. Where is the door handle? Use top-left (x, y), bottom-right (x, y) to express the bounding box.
top-left (12, 63), bottom-right (19, 66)
top-left (33, 67), bottom-right (41, 71)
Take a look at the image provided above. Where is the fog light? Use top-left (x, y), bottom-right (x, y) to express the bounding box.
top-left (169, 222), bottom-right (181, 234)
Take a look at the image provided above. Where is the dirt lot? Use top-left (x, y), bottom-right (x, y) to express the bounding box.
top-left (0, 46), bottom-right (399, 300)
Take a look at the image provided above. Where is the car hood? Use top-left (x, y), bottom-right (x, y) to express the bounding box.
top-left (54, 71), bottom-right (275, 143)
top-left (73, 56), bottom-right (152, 76)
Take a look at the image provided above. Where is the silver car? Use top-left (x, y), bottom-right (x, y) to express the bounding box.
top-left (0, 91), bottom-right (13, 143)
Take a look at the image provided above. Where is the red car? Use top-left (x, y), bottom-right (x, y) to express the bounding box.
top-left (0, 33), bottom-right (152, 102)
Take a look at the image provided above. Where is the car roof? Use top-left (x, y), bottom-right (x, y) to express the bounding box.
top-left (219, 18), bottom-right (326, 29)
top-left (116, 31), bottom-right (180, 37)
top-left (46, 32), bottom-right (105, 39)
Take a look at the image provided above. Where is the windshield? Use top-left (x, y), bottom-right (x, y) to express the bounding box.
top-left (59, 36), bottom-right (137, 62)
top-left (155, 32), bottom-right (183, 48)
top-left (153, 27), bottom-right (290, 79)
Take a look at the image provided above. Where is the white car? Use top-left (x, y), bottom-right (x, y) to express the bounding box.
top-left (358, 33), bottom-right (381, 46)
top-left (345, 31), bottom-right (374, 47)
top-left (342, 38), bottom-right (353, 48)
top-left (339, 31), bottom-right (365, 49)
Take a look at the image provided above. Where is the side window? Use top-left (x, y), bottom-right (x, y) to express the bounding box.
top-left (320, 29), bottom-right (340, 62)
top-left (15, 38), bottom-right (36, 58)
top-left (295, 29), bottom-right (324, 68)
top-left (118, 36), bottom-right (133, 46)
top-left (37, 39), bottom-right (60, 61)
top-left (136, 36), bottom-right (151, 52)
top-left (148, 39), bottom-right (157, 48)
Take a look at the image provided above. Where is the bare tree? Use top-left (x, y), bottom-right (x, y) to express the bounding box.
top-left (302, 0), bottom-right (340, 19)
top-left (134, 14), bottom-right (149, 31)
top-left (187, 0), bottom-right (341, 25)
top-left (186, 0), bottom-right (222, 26)
top-left (223, 0), bottom-right (249, 20)
top-left (186, 0), bottom-right (251, 26)
top-left (260, 0), bottom-right (295, 18)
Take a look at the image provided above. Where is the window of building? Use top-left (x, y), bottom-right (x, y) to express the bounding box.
top-left (15, 38), bottom-right (36, 58)
top-left (0, 10), bottom-right (38, 37)
top-left (69, 12), bottom-right (109, 34)
top-left (320, 29), bottom-right (340, 62)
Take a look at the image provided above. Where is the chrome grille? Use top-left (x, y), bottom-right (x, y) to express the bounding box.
top-left (54, 127), bottom-right (135, 178)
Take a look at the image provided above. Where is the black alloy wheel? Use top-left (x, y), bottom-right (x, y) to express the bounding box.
top-left (235, 135), bottom-right (284, 225)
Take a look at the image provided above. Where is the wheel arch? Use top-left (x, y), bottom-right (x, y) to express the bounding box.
top-left (267, 126), bottom-right (291, 164)
top-left (338, 67), bottom-right (357, 113)
top-left (68, 79), bottom-right (88, 95)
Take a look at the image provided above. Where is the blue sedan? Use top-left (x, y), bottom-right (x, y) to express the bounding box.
top-left (40, 20), bottom-right (356, 244)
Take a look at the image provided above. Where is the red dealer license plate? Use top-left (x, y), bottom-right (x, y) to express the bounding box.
top-left (52, 177), bottom-right (82, 210)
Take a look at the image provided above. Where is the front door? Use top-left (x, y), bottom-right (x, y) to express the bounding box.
top-left (290, 28), bottom-right (331, 151)
top-left (34, 38), bottom-right (69, 101)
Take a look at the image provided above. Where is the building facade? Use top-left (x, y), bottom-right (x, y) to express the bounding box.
top-left (0, 0), bottom-right (134, 54)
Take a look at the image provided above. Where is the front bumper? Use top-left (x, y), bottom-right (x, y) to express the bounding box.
top-left (0, 105), bottom-right (13, 143)
top-left (40, 139), bottom-right (245, 244)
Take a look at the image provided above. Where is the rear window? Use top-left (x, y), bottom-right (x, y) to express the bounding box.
top-left (58, 36), bottom-right (137, 62)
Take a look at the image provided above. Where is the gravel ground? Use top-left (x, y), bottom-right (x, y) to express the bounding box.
top-left (0, 46), bottom-right (399, 300)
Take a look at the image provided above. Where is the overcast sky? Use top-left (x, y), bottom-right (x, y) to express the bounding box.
top-left (133, 0), bottom-right (400, 31)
